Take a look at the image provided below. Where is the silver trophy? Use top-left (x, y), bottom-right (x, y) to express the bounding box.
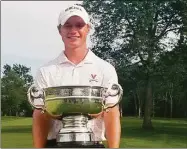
top-left (27, 84), bottom-right (123, 146)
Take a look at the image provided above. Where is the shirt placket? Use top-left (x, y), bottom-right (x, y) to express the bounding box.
top-left (72, 66), bottom-right (80, 85)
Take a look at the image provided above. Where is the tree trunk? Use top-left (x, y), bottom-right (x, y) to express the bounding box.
top-left (133, 92), bottom-right (138, 116)
top-left (169, 92), bottom-right (173, 118)
top-left (170, 96), bottom-right (173, 118)
top-left (152, 94), bottom-right (155, 118)
top-left (138, 105), bottom-right (141, 118)
top-left (169, 83), bottom-right (173, 119)
top-left (164, 100), bottom-right (166, 117)
top-left (164, 92), bottom-right (168, 118)
top-left (142, 78), bottom-right (153, 129)
top-left (136, 89), bottom-right (142, 118)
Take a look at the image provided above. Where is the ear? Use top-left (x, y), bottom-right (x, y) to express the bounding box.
top-left (87, 24), bottom-right (91, 34)
top-left (57, 25), bottom-right (61, 34)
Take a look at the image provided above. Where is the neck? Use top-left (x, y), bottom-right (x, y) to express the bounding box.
top-left (64, 44), bottom-right (88, 65)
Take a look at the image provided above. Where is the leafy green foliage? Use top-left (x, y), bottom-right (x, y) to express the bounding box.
top-left (83, 0), bottom-right (187, 125)
top-left (1, 64), bottom-right (33, 116)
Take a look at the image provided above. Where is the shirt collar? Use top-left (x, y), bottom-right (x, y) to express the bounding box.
top-left (57, 49), bottom-right (95, 65)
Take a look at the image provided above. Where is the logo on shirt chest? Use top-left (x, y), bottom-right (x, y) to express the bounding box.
top-left (89, 74), bottom-right (98, 83)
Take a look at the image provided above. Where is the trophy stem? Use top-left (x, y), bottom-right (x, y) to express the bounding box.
top-left (56, 114), bottom-right (95, 145)
top-left (62, 115), bottom-right (88, 128)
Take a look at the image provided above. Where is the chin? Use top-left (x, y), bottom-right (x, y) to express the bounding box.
top-left (68, 44), bottom-right (80, 49)
top-left (68, 41), bottom-right (80, 47)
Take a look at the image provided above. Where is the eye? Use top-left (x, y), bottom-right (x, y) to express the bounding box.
top-left (76, 23), bottom-right (86, 29)
top-left (63, 22), bottom-right (86, 29)
top-left (63, 24), bottom-right (72, 28)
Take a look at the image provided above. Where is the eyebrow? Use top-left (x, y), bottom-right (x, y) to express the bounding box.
top-left (64, 22), bottom-right (85, 25)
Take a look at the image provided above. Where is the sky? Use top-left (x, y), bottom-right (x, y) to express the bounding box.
top-left (1, 1), bottom-right (93, 77)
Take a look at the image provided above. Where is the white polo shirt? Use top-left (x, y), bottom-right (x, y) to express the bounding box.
top-left (34, 49), bottom-right (119, 141)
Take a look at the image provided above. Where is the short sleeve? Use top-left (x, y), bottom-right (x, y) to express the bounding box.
top-left (34, 68), bottom-right (47, 89)
top-left (102, 64), bottom-right (120, 104)
top-left (33, 68), bottom-right (47, 106)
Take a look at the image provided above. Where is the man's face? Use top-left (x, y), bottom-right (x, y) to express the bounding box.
top-left (59, 16), bottom-right (90, 49)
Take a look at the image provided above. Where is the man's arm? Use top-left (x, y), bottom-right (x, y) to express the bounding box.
top-left (32, 109), bottom-right (51, 148)
top-left (32, 69), bottom-right (51, 148)
top-left (101, 63), bottom-right (122, 148)
top-left (100, 63), bottom-right (122, 148)
top-left (103, 106), bottom-right (121, 148)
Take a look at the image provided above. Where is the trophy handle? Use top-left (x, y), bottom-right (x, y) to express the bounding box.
top-left (27, 84), bottom-right (45, 111)
top-left (102, 83), bottom-right (123, 110)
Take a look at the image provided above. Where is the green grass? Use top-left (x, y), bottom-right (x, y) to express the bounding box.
top-left (1, 116), bottom-right (33, 148)
top-left (120, 117), bottom-right (187, 148)
top-left (1, 116), bottom-right (187, 148)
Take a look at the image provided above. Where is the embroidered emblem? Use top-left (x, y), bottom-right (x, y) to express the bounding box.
top-left (91, 74), bottom-right (97, 79)
top-left (89, 74), bottom-right (98, 82)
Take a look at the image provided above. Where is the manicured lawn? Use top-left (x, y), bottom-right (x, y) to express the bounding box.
top-left (1, 116), bottom-right (33, 148)
top-left (120, 117), bottom-right (187, 148)
top-left (1, 116), bottom-right (187, 148)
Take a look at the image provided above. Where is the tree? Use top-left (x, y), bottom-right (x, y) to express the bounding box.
top-left (1, 64), bottom-right (33, 116)
top-left (83, 0), bottom-right (187, 128)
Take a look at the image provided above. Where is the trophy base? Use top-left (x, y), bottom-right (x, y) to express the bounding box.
top-left (57, 131), bottom-right (94, 142)
top-left (57, 141), bottom-right (104, 148)
top-left (46, 139), bottom-right (105, 148)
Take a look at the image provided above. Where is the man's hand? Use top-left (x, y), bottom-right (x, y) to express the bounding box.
top-left (88, 111), bottom-right (104, 118)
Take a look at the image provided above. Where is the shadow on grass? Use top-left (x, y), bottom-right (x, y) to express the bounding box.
top-left (121, 118), bottom-right (187, 143)
top-left (2, 125), bottom-right (32, 133)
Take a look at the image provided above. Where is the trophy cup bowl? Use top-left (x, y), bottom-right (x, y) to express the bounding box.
top-left (27, 84), bottom-right (123, 147)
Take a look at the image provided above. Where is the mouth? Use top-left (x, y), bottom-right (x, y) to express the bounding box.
top-left (67, 36), bottom-right (80, 39)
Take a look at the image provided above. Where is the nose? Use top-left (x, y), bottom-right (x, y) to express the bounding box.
top-left (69, 27), bottom-right (77, 35)
top-left (69, 26), bottom-right (77, 32)
top-left (69, 31), bottom-right (77, 36)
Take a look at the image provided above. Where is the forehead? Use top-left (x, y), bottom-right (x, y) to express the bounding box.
top-left (64, 16), bottom-right (85, 24)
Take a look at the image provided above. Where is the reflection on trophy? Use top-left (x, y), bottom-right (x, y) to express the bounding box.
top-left (27, 84), bottom-right (123, 147)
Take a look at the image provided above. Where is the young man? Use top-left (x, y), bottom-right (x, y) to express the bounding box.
top-left (32, 4), bottom-right (121, 148)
